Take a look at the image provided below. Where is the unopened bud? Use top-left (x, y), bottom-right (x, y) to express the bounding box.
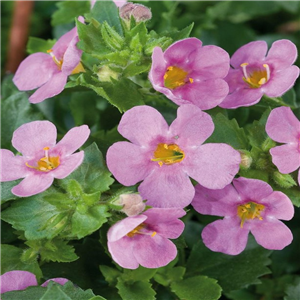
top-left (118, 193), bottom-right (146, 216)
top-left (238, 150), bottom-right (252, 170)
top-left (261, 137), bottom-right (276, 152)
top-left (120, 2), bottom-right (152, 23)
top-left (97, 65), bottom-right (119, 82)
top-left (272, 171), bottom-right (296, 188)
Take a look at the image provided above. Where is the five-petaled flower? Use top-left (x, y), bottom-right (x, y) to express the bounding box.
top-left (0, 270), bottom-right (68, 294)
top-left (220, 39), bottom-right (300, 108)
top-left (107, 208), bottom-right (185, 269)
top-left (0, 121), bottom-right (90, 197)
top-left (149, 38), bottom-right (230, 110)
top-left (13, 18), bottom-right (85, 104)
top-left (106, 104), bottom-right (241, 208)
top-left (266, 106), bottom-right (300, 185)
top-left (192, 177), bottom-right (294, 255)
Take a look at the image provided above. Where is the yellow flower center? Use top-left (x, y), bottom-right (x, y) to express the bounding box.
top-left (25, 147), bottom-right (60, 172)
top-left (47, 49), bottom-right (85, 74)
top-left (240, 63), bottom-right (270, 88)
top-left (127, 223), bottom-right (157, 238)
top-left (164, 66), bottom-right (193, 90)
top-left (151, 143), bottom-right (185, 167)
top-left (237, 201), bottom-right (265, 228)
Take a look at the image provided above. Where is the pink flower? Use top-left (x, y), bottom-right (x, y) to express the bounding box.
top-left (13, 18), bottom-right (85, 104)
top-left (90, 0), bottom-right (127, 8)
top-left (192, 177), bottom-right (294, 255)
top-left (220, 39), bottom-right (300, 108)
top-left (106, 105), bottom-right (241, 208)
top-left (0, 121), bottom-right (90, 197)
top-left (107, 208), bottom-right (185, 269)
top-left (149, 38), bottom-right (230, 110)
top-left (266, 106), bottom-right (300, 185)
top-left (0, 270), bottom-right (68, 294)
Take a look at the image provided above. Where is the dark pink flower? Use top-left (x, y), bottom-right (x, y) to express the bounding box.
top-left (192, 177), bottom-right (294, 255)
top-left (107, 208), bottom-right (185, 269)
top-left (266, 106), bottom-right (300, 185)
top-left (0, 121), bottom-right (90, 197)
top-left (149, 38), bottom-right (230, 110)
top-left (106, 105), bottom-right (241, 208)
top-left (220, 39), bottom-right (300, 108)
top-left (13, 18), bottom-right (85, 104)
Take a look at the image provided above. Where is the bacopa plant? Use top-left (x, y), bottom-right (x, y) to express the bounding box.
top-left (1, 1), bottom-right (299, 300)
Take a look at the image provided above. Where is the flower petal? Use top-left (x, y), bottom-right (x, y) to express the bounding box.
top-left (12, 173), bottom-right (54, 197)
top-left (138, 166), bottom-right (195, 208)
top-left (233, 177), bottom-right (273, 202)
top-left (107, 141), bottom-right (152, 186)
top-left (251, 218), bottom-right (293, 250)
top-left (186, 143), bottom-right (241, 189)
top-left (0, 149), bottom-right (29, 181)
top-left (61, 36), bottom-right (82, 75)
top-left (12, 121), bottom-right (57, 156)
top-left (29, 72), bottom-right (68, 104)
top-left (169, 104), bottom-right (214, 147)
top-left (192, 183), bottom-right (240, 217)
top-left (202, 218), bottom-right (249, 255)
top-left (133, 234), bottom-right (177, 268)
top-left (53, 125), bottom-right (90, 156)
top-left (266, 106), bottom-right (299, 143)
top-left (41, 278), bottom-right (68, 287)
top-left (230, 41), bottom-right (268, 69)
top-left (118, 106), bottom-right (169, 146)
top-left (51, 151), bottom-right (85, 179)
top-left (0, 271), bottom-right (38, 294)
top-left (149, 47), bottom-right (167, 88)
top-left (270, 144), bottom-right (300, 174)
top-left (13, 53), bottom-right (55, 91)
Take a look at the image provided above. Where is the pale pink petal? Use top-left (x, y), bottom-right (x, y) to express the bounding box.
top-left (50, 152), bottom-right (85, 179)
top-left (192, 184), bottom-right (240, 217)
top-left (233, 177), bottom-right (273, 202)
top-left (266, 39), bottom-right (298, 69)
top-left (138, 166), bottom-right (195, 208)
top-left (41, 278), bottom-right (68, 287)
top-left (107, 215), bottom-right (147, 242)
top-left (149, 47), bottom-right (166, 88)
top-left (108, 237), bottom-right (139, 269)
top-left (114, 0), bottom-right (127, 7)
top-left (61, 36), bottom-right (82, 75)
top-left (118, 106), bottom-right (169, 146)
top-left (260, 191), bottom-right (294, 221)
top-left (12, 173), bottom-right (54, 197)
top-left (230, 41), bottom-right (268, 69)
top-left (133, 234), bottom-right (177, 268)
top-left (53, 125), bottom-right (90, 156)
top-left (225, 69), bottom-right (245, 93)
top-left (202, 218), bottom-right (249, 255)
top-left (266, 106), bottom-right (300, 143)
top-left (29, 72), bottom-right (68, 104)
top-left (186, 143), bottom-right (241, 189)
top-left (173, 79), bottom-right (229, 110)
top-left (263, 66), bottom-right (299, 97)
top-left (270, 144), bottom-right (300, 174)
top-left (251, 218), bottom-right (293, 250)
top-left (13, 53), bottom-right (55, 91)
top-left (107, 142), bottom-right (152, 186)
top-left (0, 150), bottom-right (29, 181)
top-left (298, 169), bottom-right (300, 186)
top-left (12, 121), bottom-right (57, 156)
top-left (0, 271), bottom-right (38, 293)
top-left (169, 105), bottom-right (214, 147)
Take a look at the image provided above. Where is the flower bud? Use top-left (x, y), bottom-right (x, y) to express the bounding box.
top-left (119, 2), bottom-right (152, 23)
top-left (238, 150), bottom-right (252, 170)
top-left (117, 193), bottom-right (146, 216)
top-left (97, 65), bottom-right (119, 82)
top-left (272, 171), bottom-right (296, 188)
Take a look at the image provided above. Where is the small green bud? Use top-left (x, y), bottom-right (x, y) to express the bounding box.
top-left (101, 21), bottom-right (124, 51)
top-left (261, 137), bottom-right (276, 152)
top-left (97, 65), bottom-right (119, 82)
top-left (272, 171), bottom-right (296, 188)
top-left (21, 248), bottom-right (38, 263)
top-left (238, 150), bottom-right (253, 170)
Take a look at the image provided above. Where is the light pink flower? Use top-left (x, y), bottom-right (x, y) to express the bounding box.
top-left (106, 105), bottom-right (241, 208)
top-left (266, 106), bottom-right (300, 185)
top-left (192, 177), bottom-right (294, 255)
top-left (149, 38), bottom-right (230, 110)
top-left (0, 270), bottom-right (68, 294)
top-left (0, 121), bottom-right (90, 197)
top-left (220, 39), bottom-right (300, 109)
top-left (91, 0), bottom-right (127, 8)
top-left (13, 18), bottom-right (85, 104)
top-left (107, 208), bottom-right (185, 269)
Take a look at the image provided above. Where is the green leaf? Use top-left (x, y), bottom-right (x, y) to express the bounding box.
top-left (1, 286), bottom-right (46, 300)
top-left (40, 284), bottom-right (71, 300)
top-left (281, 88), bottom-right (298, 108)
top-left (1, 244), bottom-right (43, 280)
top-left (26, 37), bottom-right (56, 54)
top-left (166, 23), bottom-right (194, 41)
top-left (206, 113), bottom-right (249, 150)
top-left (1, 180), bottom-right (20, 204)
top-left (171, 276), bottom-right (222, 300)
top-left (101, 21), bottom-right (124, 51)
top-left (100, 265), bottom-right (121, 286)
top-left (121, 266), bottom-right (158, 283)
top-left (284, 278), bottom-right (300, 300)
top-left (154, 266), bottom-right (186, 287)
top-left (51, 1), bottom-right (90, 26)
top-left (186, 236), bottom-right (272, 292)
top-left (116, 279), bottom-right (156, 300)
